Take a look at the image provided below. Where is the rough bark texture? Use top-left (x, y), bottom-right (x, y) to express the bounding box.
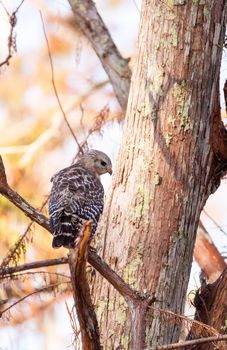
top-left (92, 1), bottom-right (227, 348)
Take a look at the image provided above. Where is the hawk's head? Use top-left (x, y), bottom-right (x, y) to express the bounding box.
top-left (79, 149), bottom-right (112, 176)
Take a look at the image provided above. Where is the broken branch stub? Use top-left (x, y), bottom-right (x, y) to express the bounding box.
top-left (68, 221), bottom-right (102, 350)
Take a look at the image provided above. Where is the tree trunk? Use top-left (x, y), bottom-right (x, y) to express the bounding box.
top-left (93, 1), bottom-right (226, 348)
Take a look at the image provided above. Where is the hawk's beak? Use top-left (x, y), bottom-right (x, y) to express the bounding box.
top-left (107, 167), bottom-right (112, 175)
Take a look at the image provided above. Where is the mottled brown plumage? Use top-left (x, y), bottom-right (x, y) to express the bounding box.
top-left (48, 150), bottom-right (112, 248)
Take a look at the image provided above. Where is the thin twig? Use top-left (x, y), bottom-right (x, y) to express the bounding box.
top-left (14, 0), bottom-right (26, 13)
top-left (8, 299), bottom-right (60, 326)
top-left (39, 11), bottom-right (84, 154)
top-left (2, 270), bottom-right (70, 281)
top-left (132, 0), bottom-right (140, 13)
top-left (203, 209), bottom-right (227, 236)
top-left (0, 222), bottom-right (33, 269)
top-left (148, 305), bottom-right (219, 336)
top-left (65, 302), bottom-right (81, 347)
top-left (0, 257), bottom-right (68, 276)
top-left (148, 334), bottom-right (227, 349)
top-left (0, 281), bottom-right (70, 317)
top-left (0, 0), bottom-right (25, 68)
top-left (0, 199), bottom-right (48, 271)
top-left (72, 105), bottom-right (110, 163)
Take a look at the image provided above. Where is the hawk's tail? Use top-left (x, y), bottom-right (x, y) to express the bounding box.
top-left (52, 213), bottom-right (81, 249)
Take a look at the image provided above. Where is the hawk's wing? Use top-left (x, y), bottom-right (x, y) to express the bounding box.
top-left (48, 165), bottom-right (104, 248)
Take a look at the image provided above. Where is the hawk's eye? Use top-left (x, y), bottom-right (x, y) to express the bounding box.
top-left (101, 160), bottom-right (107, 166)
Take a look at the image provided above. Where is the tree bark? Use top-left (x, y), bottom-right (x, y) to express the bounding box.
top-left (92, 1), bottom-right (227, 348)
top-left (68, 222), bottom-right (101, 350)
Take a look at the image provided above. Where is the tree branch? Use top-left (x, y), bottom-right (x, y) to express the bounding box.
top-left (194, 221), bottom-right (226, 283)
top-left (129, 298), bottom-right (156, 350)
top-left (3, 186), bottom-right (50, 230)
top-left (68, 0), bottom-right (131, 110)
top-left (0, 156), bottom-right (50, 230)
top-left (0, 281), bottom-right (69, 318)
top-left (0, 257), bottom-right (68, 276)
top-left (88, 248), bottom-right (141, 301)
top-left (148, 334), bottom-right (227, 350)
top-left (69, 221), bottom-right (101, 350)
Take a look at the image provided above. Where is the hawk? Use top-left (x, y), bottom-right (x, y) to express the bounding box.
top-left (48, 150), bottom-right (112, 248)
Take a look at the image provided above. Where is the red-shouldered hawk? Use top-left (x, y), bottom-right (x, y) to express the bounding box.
top-left (48, 150), bottom-right (112, 249)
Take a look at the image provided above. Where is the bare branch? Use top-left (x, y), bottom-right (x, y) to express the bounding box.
top-left (0, 222), bottom-right (33, 271)
top-left (0, 281), bottom-right (70, 318)
top-left (68, 0), bottom-right (131, 110)
top-left (203, 209), bottom-right (227, 236)
top-left (69, 221), bottom-right (101, 350)
top-left (0, 156), bottom-right (49, 230)
top-left (148, 334), bottom-right (227, 349)
top-left (65, 302), bottom-right (81, 347)
top-left (3, 270), bottom-right (70, 281)
top-left (2, 188), bottom-right (49, 230)
top-left (9, 299), bottom-right (61, 326)
top-left (88, 248), bottom-right (142, 302)
top-left (148, 305), bottom-right (220, 336)
top-left (0, 257), bottom-right (68, 276)
top-left (130, 298), bottom-right (155, 350)
top-left (194, 221), bottom-right (226, 283)
top-left (0, 156), bottom-right (8, 191)
top-left (0, 198), bottom-right (48, 271)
